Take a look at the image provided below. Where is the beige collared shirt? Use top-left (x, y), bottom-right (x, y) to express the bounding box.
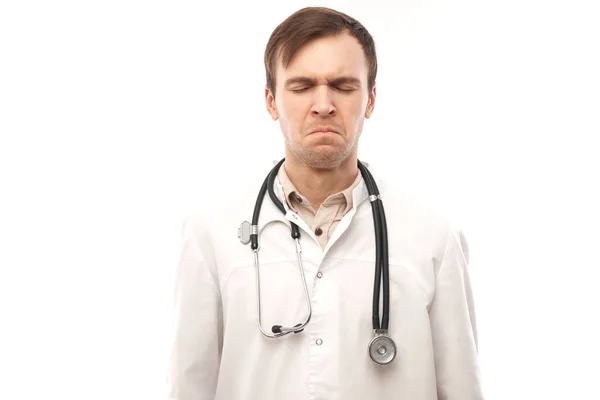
top-left (277, 163), bottom-right (362, 249)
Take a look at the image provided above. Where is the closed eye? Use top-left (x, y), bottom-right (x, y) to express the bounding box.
top-left (290, 87), bottom-right (356, 94)
top-left (335, 87), bottom-right (355, 93)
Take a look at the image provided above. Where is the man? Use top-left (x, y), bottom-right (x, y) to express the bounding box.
top-left (168, 6), bottom-right (484, 400)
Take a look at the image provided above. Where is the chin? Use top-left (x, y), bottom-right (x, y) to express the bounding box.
top-left (297, 148), bottom-right (351, 170)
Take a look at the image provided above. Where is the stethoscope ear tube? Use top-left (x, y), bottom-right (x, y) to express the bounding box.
top-left (251, 159), bottom-right (299, 250)
top-left (250, 175), bottom-right (269, 250)
top-left (266, 159), bottom-right (301, 239)
top-left (377, 197), bottom-right (390, 330)
top-left (251, 160), bottom-right (308, 337)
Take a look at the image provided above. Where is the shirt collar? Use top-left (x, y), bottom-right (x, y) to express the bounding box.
top-left (276, 161), bottom-right (364, 213)
top-left (276, 162), bottom-right (369, 214)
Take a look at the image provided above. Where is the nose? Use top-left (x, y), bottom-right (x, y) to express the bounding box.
top-left (311, 86), bottom-right (336, 117)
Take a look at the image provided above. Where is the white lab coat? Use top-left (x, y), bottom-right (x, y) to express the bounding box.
top-left (167, 163), bottom-right (484, 400)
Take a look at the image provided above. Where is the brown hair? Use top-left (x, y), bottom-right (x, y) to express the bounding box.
top-left (264, 7), bottom-right (377, 98)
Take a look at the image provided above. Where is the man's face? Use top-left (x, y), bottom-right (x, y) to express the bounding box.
top-left (265, 32), bottom-right (376, 169)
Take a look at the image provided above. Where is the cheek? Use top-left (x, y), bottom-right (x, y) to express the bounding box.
top-left (340, 93), bottom-right (367, 111)
top-left (276, 96), bottom-right (306, 123)
top-left (340, 99), bottom-right (367, 123)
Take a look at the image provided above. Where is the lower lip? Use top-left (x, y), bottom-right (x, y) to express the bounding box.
top-left (310, 130), bottom-right (335, 135)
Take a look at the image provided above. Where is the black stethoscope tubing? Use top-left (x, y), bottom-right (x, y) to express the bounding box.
top-left (250, 158), bottom-right (389, 333)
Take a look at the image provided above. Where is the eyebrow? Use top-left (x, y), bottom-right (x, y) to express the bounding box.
top-left (284, 76), bottom-right (362, 87)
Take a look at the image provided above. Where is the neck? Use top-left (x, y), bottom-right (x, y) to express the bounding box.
top-left (283, 151), bottom-right (359, 210)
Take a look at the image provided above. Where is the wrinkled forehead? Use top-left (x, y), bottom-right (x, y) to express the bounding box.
top-left (276, 33), bottom-right (369, 83)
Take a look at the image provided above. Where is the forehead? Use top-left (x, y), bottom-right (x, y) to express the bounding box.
top-left (277, 32), bottom-right (368, 81)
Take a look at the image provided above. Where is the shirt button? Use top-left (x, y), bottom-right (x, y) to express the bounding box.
top-left (315, 227), bottom-right (323, 237)
top-left (316, 338), bottom-right (323, 345)
top-left (317, 272), bottom-right (323, 278)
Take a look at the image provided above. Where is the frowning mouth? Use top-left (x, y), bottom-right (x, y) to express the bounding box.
top-left (308, 126), bottom-right (338, 135)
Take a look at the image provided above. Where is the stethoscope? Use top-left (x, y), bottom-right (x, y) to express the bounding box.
top-left (237, 158), bottom-right (396, 365)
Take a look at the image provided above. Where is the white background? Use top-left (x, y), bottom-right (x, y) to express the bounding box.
top-left (1, 0), bottom-right (599, 399)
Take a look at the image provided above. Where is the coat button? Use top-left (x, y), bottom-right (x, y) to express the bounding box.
top-left (316, 338), bottom-right (323, 345)
top-left (315, 227), bottom-right (323, 237)
top-left (317, 272), bottom-right (323, 278)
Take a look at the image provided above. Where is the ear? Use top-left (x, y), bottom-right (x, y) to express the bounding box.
top-left (265, 86), bottom-right (279, 120)
top-left (364, 85), bottom-right (376, 119)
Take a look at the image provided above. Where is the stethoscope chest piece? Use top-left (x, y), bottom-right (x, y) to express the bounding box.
top-left (368, 331), bottom-right (397, 365)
